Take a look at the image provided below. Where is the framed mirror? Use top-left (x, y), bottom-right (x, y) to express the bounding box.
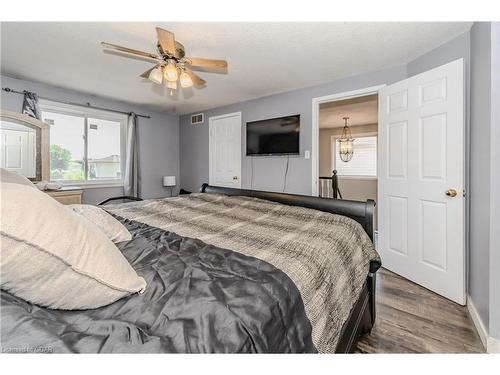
top-left (0, 110), bottom-right (50, 181)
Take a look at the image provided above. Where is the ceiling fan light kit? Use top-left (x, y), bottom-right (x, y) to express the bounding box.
top-left (101, 27), bottom-right (228, 98)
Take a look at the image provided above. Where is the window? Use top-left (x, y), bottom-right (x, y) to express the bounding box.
top-left (333, 135), bottom-right (377, 177)
top-left (40, 100), bottom-right (127, 185)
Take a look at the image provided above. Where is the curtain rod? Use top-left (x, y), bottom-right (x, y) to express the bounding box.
top-left (1, 87), bottom-right (151, 119)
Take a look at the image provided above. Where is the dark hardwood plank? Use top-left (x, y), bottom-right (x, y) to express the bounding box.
top-left (356, 268), bottom-right (484, 353)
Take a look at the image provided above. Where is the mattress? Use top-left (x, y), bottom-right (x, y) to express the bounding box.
top-left (105, 193), bottom-right (380, 352)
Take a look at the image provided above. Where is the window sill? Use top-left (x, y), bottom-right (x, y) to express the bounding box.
top-left (59, 182), bottom-right (124, 189)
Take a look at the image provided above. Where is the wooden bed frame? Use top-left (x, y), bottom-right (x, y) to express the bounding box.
top-left (200, 183), bottom-right (381, 353)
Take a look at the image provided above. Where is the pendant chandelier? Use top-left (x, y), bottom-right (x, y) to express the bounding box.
top-left (338, 116), bottom-right (354, 162)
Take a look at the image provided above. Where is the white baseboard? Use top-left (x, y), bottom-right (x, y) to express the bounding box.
top-left (488, 337), bottom-right (500, 353)
top-left (467, 296), bottom-right (487, 349)
top-left (467, 295), bottom-right (500, 353)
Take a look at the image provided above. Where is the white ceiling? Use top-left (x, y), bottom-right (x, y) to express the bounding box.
top-left (320, 94), bottom-right (378, 128)
top-left (0, 22), bottom-right (471, 115)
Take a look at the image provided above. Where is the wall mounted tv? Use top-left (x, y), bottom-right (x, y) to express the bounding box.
top-left (246, 114), bottom-right (300, 156)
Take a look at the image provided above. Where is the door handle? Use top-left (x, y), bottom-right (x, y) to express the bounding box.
top-left (445, 189), bottom-right (457, 197)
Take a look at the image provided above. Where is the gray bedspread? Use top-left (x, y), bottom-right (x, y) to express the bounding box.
top-left (0, 219), bottom-right (315, 353)
top-left (105, 193), bottom-right (379, 352)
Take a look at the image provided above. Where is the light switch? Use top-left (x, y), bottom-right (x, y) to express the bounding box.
top-left (304, 150), bottom-right (310, 159)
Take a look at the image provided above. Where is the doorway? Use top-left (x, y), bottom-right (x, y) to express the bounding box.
top-left (311, 59), bottom-right (465, 305)
top-left (317, 94), bottom-right (378, 204)
top-left (312, 85), bottom-right (385, 197)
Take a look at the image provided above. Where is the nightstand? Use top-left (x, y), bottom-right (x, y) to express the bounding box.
top-left (44, 186), bottom-right (83, 205)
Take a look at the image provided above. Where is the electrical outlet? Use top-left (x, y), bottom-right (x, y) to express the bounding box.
top-left (304, 150), bottom-right (310, 159)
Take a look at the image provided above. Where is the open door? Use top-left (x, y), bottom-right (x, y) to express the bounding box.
top-left (378, 59), bottom-right (465, 304)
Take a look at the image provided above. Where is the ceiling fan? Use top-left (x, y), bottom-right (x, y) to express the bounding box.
top-left (101, 27), bottom-right (228, 96)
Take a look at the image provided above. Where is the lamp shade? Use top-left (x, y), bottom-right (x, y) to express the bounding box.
top-left (148, 66), bottom-right (163, 85)
top-left (163, 175), bottom-right (176, 187)
top-left (179, 70), bottom-right (193, 88)
top-left (164, 61), bottom-right (178, 82)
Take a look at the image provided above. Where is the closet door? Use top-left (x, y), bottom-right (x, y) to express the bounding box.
top-left (209, 112), bottom-right (242, 188)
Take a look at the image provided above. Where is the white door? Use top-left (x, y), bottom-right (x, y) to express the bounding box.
top-left (209, 112), bottom-right (242, 188)
top-left (0, 128), bottom-right (36, 177)
top-left (378, 59), bottom-right (465, 304)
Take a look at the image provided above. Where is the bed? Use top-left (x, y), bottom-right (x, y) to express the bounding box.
top-left (0, 184), bottom-right (380, 353)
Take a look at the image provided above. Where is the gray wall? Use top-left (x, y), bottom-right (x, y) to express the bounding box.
top-left (407, 32), bottom-right (471, 77)
top-left (180, 66), bottom-right (406, 194)
top-left (469, 22), bottom-right (492, 332)
top-left (488, 22), bottom-right (500, 341)
top-left (180, 32), bottom-right (472, 197)
top-left (0, 75), bottom-right (180, 204)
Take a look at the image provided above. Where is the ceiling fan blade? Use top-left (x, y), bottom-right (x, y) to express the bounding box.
top-left (184, 68), bottom-right (207, 87)
top-left (101, 42), bottom-right (161, 61)
top-left (140, 64), bottom-right (161, 78)
top-left (185, 57), bottom-right (228, 72)
top-left (156, 27), bottom-right (177, 57)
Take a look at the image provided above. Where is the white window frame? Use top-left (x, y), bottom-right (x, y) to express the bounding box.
top-left (331, 131), bottom-right (378, 180)
top-left (40, 99), bottom-right (127, 187)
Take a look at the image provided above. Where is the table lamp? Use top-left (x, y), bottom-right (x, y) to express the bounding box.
top-left (163, 175), bottom-right (176, 197)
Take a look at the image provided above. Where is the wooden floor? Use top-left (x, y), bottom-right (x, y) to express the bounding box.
top-left (356, 268), bottom-right (484, 353)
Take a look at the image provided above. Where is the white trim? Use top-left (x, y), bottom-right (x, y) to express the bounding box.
top-left (467, 296), bottom-right (488, 350)
top-left (39, 99), bottom-right (128, 122)
top-left (311, 84), bottom-right (385, 196)
top-left (208, 112), bottom-right (242, 188)
top-left (208, 111), bottom-right (242, 122)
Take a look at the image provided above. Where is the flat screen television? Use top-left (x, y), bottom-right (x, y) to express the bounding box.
top-left (246, 115), bottom-right (300, 156)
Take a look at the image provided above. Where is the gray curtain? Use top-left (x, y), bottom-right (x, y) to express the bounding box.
top-left (124, 113), bottom-right (140, 197)
top-left (22, 91), bottom-right (41, 120)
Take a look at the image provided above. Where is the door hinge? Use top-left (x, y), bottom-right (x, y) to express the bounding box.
top-left (463, 189), bottom-right (467, 198)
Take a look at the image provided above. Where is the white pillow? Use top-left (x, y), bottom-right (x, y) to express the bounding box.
top-left (68, 204), bottom-right (132, 243)
top-left (0, 168), bottom-right (35, 188)
top-left (0, 183), bottom-right (146, 310)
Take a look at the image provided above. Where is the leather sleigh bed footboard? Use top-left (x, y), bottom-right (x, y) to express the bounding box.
top-left (200, 183), bottom-right (381, 353)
